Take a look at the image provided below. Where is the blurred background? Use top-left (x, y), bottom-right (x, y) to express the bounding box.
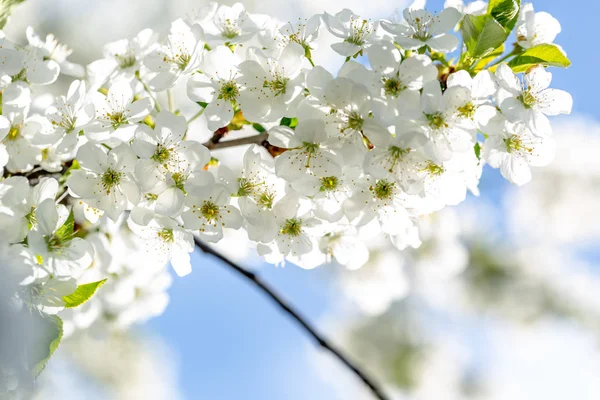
top-left (5, 0), bottom-right (600, 399)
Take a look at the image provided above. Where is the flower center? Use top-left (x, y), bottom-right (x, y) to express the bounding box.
top-left (319, 176), bottom-right (339, 192)
top-left (54, 114), bottom-right (77, 132)
top-left (302, 142), bottom-right (319, 154)
top-left (345, 19), bottom-right (371, 46)
top-left (115, 52), bottom-right (136, 69)
top-left (257, 191), bottom-right (275, 209)
top-left (151, 144), bottom-right (171, 164)
top-left (200, 201), bottom-right (220, 221)
top-left (108, 111), bottom-right (128, 129)
top-left (504, 135), bottom-right (533, 155)
top-left (220, 19), bottom-right (241, 39)
top-left (457, 102), bottom-right (476, 119)
top-left (219, 81), bottom-right (240, 102)
top-left (171, 172), bottom-right (187, 193)
top-left (101, 168), bottom-right (123, 194)
top-left (7, 125), bottom-right (21, 141)
top-left (519, 90), bottom-right (537, 109)
top-left (423, 161), bottom-right (444, 176)
top-left (263, 75), bottom-right (289, 97)
top-left (345, 111), bottom-right (364, 132)
top-left (383, 78), bottom-right (406, 97)
top-left (280, 218), bottom-right (303, 236)
top-left (174, 53), bottom-right (191, 71)
top-left (426, 112), bottom-right (447, 130)
top-left (371, 179), bottom-right (395, 200)
top-left (157, 228), bottom-right (174, 243)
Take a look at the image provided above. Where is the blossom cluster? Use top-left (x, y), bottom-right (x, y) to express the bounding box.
top-left (0, 0), bottom-right (571, 335)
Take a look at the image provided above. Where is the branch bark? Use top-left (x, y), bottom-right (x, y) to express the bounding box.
top-left (202, 132), bottom-right (269, 150)
top-left (194, 238), bottom-right (390, 400)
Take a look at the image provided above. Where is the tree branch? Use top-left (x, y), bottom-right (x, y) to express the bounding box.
top-left (194, 238), bottom-right (390, 400)
top-left (202, 133), bottom-right (269, 151)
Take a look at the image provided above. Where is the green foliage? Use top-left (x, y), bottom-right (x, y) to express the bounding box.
top-left (507, 44), bottom-right (571, 72)
top-left (196, 101), bottom-right (209, 108)
top-left (0, 0), bottom-right (25, 29)
top-left (63, 279), bottom-right (107, 308)
top-left (474, 142), bottom-right (482, 160)
top-left (487, 0), bottom-right (521, 32)
top-left (32, 315), bottom-right (63, 377)
top-left (461, 15), bottom-right (507, 59)
top-left (473, 44), bottom-right (504, 71)
top-left (279, 117), bottom-right (298, 128)
top-left (54, 211), bottom-right (75, 242)
top-left (252, 122), bottom-right (266, 133)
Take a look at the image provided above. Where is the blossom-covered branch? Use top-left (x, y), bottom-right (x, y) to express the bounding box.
top-left (0, 0), bottom-right (572, 396)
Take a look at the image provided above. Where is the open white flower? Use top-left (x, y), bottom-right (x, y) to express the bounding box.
top-left (25, 26), bottom-right (84, 78)
top-left (189, 2), bottom-right (259, 47)
top-left (21, 198), bottom-right (94, 279)
top-left (381, 6), bottom-right (461, 52)
top-left (181, 179), bottom-right (243, 243)
top-left (412, 80), bottom-right (476, 161)
top-left (46, 80), bottom-right (95, 155)
top-left (127, 216), bottom-right (195, 277)
top-left (68, 143), bottom-right (140, 221)
top-left (87, 28), bottom-right (158, 87)
top-left (278, 14), bottom-right (321, 62)
top-left (237, 43), bottom-right (305, 123)
top-left (187, 45), bottom-right (241, 130)
top-left (445, 69), bottom-right (500, 133)
top-left (496, 64), bottom-right (572, 136)
top-left (268, 119), bottom-right (343, 182)
top-left (86, 80), bottom-right (152, 145)
top-left (323, 9), bottom-right (377, 57)
top-left (16, 45), bottom-right (60, 85)
top-left (257, 191), bottom-right (323, 269)
top-left (485, 121), bottom-right (555, 186)
top-left (145, 19), bottom-right (204, 91)
top-left (516, 3), bottom-right (561, 49)
top-left (344, 177), bottom-right (417, 237)
top-left (0, 110), bottom-right (56, 173)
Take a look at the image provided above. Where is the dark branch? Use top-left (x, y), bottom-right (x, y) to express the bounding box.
top-left (194, 238), bottom-right (390, 400)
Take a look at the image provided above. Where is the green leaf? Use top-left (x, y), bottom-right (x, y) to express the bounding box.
top-left (32, 316), bottom-right (63, 377)
top-left (54, 211), bottom-right (75, 242)
top-left (0, 0), bottom-right (25, 29)
top-left (252, 123), bottom-right (266, 133)
top-left (63, 279), bottom-right (107, 308)
top-left (474, 43), bottom-right (505, 71)
top-left (487, 0), bottom-right (520, 32)
top-left (474, 142), bottom-right (482, 160)
top-left (279, 117), bottom-right (298, 128)
top-left (507, 44), bottom-right (571, 72)
top-left (461, 15), bottom-right (508, 59)
top-left (197, 101), bottom-right (208, 108)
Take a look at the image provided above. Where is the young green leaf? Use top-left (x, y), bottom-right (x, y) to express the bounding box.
top-left (474, 43), bottom-right (505, 71)
top-left (54, 211), bottom-right (75, 242)
top-left (63, 279), bottom-right (108, 308)
top-left (461, 15), bottom-right (508, 59)
top-left (32, 315), bottom-right (63, 377)
top-left (507, 44), bottom-right (571, 72)
top-left (487, 0), bottom-right (520, 32)
top-left (280, 117), bottom-right (299, 128)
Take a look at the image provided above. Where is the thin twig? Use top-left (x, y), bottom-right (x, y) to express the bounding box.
top-left (135, 71), bottom-right (161, 112)
top-left (202, 133), bottom-right (268, 150)
top-left (187, 108), bottom-right (205, 125)
top-left (194, 238), bottom-right (390, 400)
top-left (167, 89), bottom-right (175, 113)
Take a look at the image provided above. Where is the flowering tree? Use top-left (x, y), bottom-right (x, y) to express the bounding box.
top-left (0, 0), bottom-right (572, 398)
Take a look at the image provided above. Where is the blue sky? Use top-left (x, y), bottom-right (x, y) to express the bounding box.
top-left (147, 1), bottom-right (599, 399)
